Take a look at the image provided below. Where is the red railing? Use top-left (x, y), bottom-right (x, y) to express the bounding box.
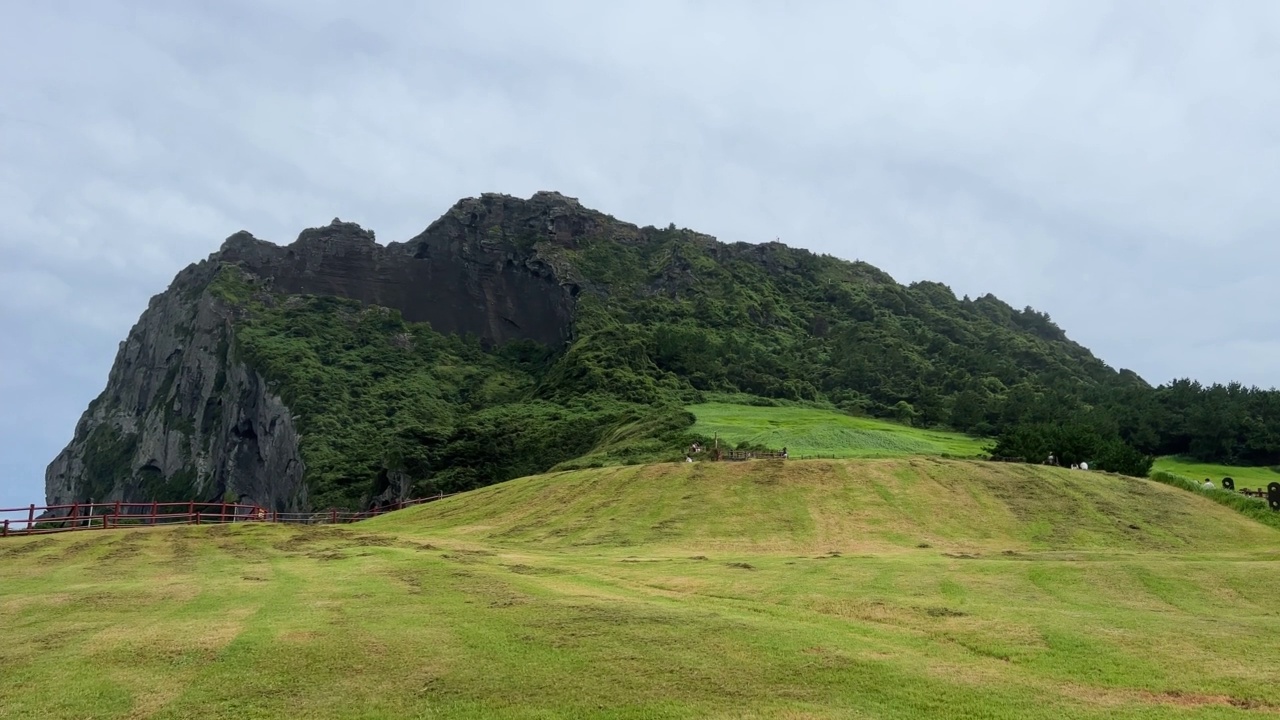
top-left (0, 493), bottom-right (456, 538)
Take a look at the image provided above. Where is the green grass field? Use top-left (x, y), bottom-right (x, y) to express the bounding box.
top-left (3, 458), bottom-right (1279, 719)
top-left (687, 403), bottom-right (990, 458)
top-left (1153, 456), bottom-right (1280, 491)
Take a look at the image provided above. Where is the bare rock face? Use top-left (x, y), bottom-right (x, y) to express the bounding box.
top-left (44, 260), bottom-right (308, 514)
top-left (218, 191), bottom-right (604, 348)
top-left (44, 191), bottom-right (602, 511)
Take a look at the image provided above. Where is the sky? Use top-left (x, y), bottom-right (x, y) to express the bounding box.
top-left (2, 0), bottom-right (1279, 508)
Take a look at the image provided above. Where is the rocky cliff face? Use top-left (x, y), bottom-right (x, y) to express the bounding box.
top-left (217, 191), bottom-right (600, 348)
top-left (45, 191), bottom-right (601, 511)
top-left (44, 260), bottom-right (308, 513)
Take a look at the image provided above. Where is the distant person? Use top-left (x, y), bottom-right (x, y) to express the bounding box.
top-left (1079, 461), bottom-right (1089, 471)
top-left (686, 455), bottom-right (693, 463)
top-left (782, 446), bottom-right (789, 459)
top-left (1046, 453), bottom-right (1058, 466)
top-left (1202, 478), bottom-right (1215, 490)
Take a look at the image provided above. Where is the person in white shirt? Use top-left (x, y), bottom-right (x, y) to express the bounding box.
top-left (1079, 461), bottom-right (1088, 471)
top-left (1202, 478), bottom-right (1215, 490)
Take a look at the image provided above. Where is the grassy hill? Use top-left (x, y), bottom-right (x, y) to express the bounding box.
top-left (368, 459), bottom-right (1276, 553)
top-left (4, 458), bottom-right (1280, 719)
top-left (687, 402), bottom-right (989, 459)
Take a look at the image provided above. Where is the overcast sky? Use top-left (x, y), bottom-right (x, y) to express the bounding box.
top-left (2, 1), bottom-right (1278, 508)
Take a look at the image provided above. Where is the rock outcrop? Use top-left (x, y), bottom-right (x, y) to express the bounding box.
top-left (44, 191), bottom-right (604, 511)
top-left (44, 260), bottom-right (308, 514)
top-left (217, 191), bottom-right (604, 348)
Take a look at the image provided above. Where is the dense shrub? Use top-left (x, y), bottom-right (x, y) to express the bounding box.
top-left (991, 422), bottom-right (1153, 477)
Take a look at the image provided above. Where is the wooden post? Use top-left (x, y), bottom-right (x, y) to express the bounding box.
top-left (71, 502), bottom-right (79, 530)
top-left (2, 520), bottom-right (8, 537)
top-left (220, 502), bottom-right (227, 524)
top-left (26, 504), bottom-right (34, 532)
top-left (330, 508), bottom-right (337, 524)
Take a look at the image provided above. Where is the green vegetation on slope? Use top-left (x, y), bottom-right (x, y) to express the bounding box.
top-left (548, 222), bottom-right (1280, 468)
top-left (4, 459), bottom-right (1279, 719)
top-left (1153, 456), bottom-right (1280, 489)
top-left (544, 225), bottom-right (1134, 433)
top-left (212, 267), bottom-right (699, 508)
top-left (686, 402), bottom-right (989, 458)
top-left (1145, 457), bottom-right (1280, 532)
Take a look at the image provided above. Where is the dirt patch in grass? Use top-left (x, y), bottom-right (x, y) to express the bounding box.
top-left (395, 540), bottom-right (438, 551)
top-left (349, 533), bottom-right (397, 547)
top-left (440, 548), bottom-right (495, 564)
top-left (808, 598), bottom-right (919, 628)
top-left (308, 550), bottom-right (347, 562)
top-left (388, 569), bottom-right (424, 595)
top-left (30, 623), bottom-right (94, 651)
top-left (54, 535), bottom-right (112, 561)
top-left (165, 527), bottom-right (196, 567)
top-left (97, 533), bottom-right (146, 565)
top-left (208, 531), bottom-right (260, 560)
top-left (277, 630), bottom-right (318, 644)
top-left (271, 526), bottom-right (343, 553)
top-left (504, 563), bottom-right (563, 575)
top-left (1060, 684), bottom-right (1279, 711)
top-left (1139, 690), bottom-right (1275, 710)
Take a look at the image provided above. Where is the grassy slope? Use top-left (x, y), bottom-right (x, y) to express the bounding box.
top-left (688, 402), bottom-right (990, 458)
top-left (1153, 456), bottom-right (1280, 490)
top-left (3, 459), bottom-right (1279, 719)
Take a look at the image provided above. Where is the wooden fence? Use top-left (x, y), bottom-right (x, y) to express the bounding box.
top-left (717, 450), bottom-right (789, 461)
top-left (0, 494), bottom-right (457, 539)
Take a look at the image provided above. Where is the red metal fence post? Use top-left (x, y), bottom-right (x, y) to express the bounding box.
top-left (220, 502), bottom-right (227, 524)
top-left (70, 502), bottom-right (79, 530)
top-left (151, 501), bottom-right (158, 525)
top-left (188, 501), bottom-right (195, 525)
top-left (27, 504), bottom-right (34, 532)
